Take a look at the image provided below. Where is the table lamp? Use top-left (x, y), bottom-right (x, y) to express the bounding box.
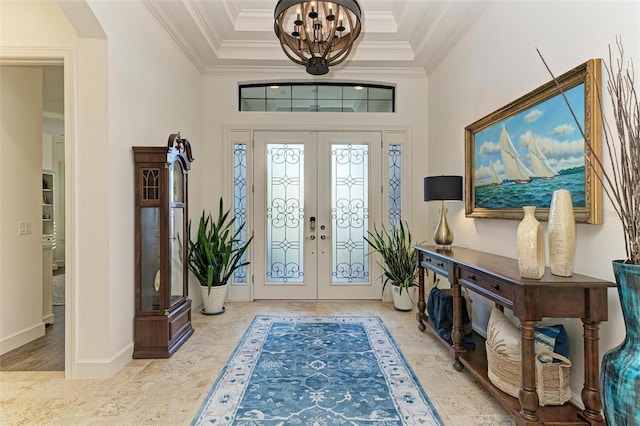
top-left (423, 175), bottom-right (463, 249)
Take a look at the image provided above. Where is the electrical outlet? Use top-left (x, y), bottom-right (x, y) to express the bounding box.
top-left (18, 221), bottom-right (31, 235)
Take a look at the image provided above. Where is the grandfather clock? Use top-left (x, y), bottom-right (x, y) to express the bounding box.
top-left (132, 133), bottom-right (195, 358)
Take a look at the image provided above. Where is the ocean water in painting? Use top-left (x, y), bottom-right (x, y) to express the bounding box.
top-left (471, 82), bottom-right (589, 211)
top-left (475, 172), bottom-right (584, 209)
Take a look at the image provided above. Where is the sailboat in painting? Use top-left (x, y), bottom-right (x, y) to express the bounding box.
top-left (526, 133), bottom-right (558, 179)
top-left (498, 125), bottom-right (533, 183)
top-left (489, 159), bottom-right (502, 185)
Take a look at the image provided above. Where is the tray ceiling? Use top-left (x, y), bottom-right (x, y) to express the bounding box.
top-left (144, 0), bottom-right (489, 75)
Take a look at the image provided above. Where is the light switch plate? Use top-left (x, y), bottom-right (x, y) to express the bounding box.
top-left (18, 221), bottom-right (32, 235)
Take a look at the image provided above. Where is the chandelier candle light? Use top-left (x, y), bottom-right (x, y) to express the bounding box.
top-left (274, 0), bottom-right (362, 75)
top-left (424, 176), bottom-right (463, 249)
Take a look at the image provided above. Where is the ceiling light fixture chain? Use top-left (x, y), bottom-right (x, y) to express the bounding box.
top-left (274, 0), bottom-right (362, 75)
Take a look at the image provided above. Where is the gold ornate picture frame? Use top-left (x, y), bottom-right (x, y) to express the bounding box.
top-left (464, 59), bottom-right (602, 223)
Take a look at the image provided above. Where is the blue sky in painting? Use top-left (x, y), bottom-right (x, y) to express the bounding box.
top-left (474, 84), bottom-right (585, 186)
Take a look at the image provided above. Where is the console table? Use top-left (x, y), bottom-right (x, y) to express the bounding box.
top-left (414, 245), bottom-right (615, 426)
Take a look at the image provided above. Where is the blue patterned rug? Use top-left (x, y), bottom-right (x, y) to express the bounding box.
top-left (192, 316), bottom-right (443, 425)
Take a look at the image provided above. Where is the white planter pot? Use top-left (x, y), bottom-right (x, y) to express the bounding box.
top-left (391, 286), bottom-right (416, 311)
top-left (201, 284), bottom-right (228, 314)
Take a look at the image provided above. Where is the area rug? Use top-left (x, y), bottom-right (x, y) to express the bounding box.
top-left (52, 273), bottom-right (64, 305)
top-left (192, 315), bottom-right (443, 425)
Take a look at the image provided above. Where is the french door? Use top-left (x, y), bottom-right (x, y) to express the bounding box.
top-left (253, 131), bottom-right (382, 299)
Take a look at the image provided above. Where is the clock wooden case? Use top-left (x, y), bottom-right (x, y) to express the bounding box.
top-left (132, 133), bottom-right (195, 358)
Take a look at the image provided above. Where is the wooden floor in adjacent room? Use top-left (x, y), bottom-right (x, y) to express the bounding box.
top-left (0, 305), bottom-right (65, 371)
top-left (0, 267), bottom-right (66, 371)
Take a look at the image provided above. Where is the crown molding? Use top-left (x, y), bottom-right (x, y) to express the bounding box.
top-left (218, 40), bottom-right (284, 60)
top-left (222, 0), bottom-right (241, 23)
top-left (423, 2), bottom-right (489, 75)
top-left (352, 41), bottom-right (414, 61)
top-left (204, 65), bottom-right (427, 79)
top-left (144, 0), bottom-right (206, 73)
top-left (185, 0), bottom-right (222, 54)
top-left (409, 3), bottom-right (447, 55)
top-left (230, 7), bottom-right (398, 34)
top-left (362, 11), bottom-right (398, 33)
top-left (217, 40), bottom-right (415, 62)
top-left (235, 9), bottom-right (274, 32)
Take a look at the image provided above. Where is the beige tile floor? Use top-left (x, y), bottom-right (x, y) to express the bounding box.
top-left (0, 301), bottom-right (515, 425)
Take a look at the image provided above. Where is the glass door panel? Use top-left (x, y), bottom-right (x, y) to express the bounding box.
top-left (266, 144), bottom-right (305, 283)
top-left (140, 207), bottom-right (160, 310)
top-left (317, 132), bottom-right (382, 299)
top-left (170, 206), bottom-right (184, 303)
top-left (253, 132), bottom-right (317, 299)
top-left (331, 144), bottom-right (369, 283)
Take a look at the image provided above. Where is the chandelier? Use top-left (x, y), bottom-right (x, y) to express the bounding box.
top-left (274, 0), bottom-right (362, 75)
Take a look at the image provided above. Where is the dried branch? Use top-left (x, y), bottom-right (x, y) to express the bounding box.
top-left (537, 37), bottom-right (640, 264)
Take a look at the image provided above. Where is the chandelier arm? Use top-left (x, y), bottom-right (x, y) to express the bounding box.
top-left (279, 34), bottom-right (308, 65)
top-left (325, 10), bottom-right (359, 62)
top-left (321, 27), bottom-right (338, 61)
top-left (344, 9), bottom-right (360, 39)
top-left (276, 25), bottom-right (307, 64)
top-left (319, 1), bottom-right (337, 61)
top-left (324, 26), bottom-right (356, 62)
top-left (301, 2), bottom-right (319, 58)
top-left (327, 47), bottom-right (352, 65)
top-left (274, 7), bottom-right (307, 65)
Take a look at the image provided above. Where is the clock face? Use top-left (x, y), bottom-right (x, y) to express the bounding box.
top-left (172, 161), bottom-right (184, 203)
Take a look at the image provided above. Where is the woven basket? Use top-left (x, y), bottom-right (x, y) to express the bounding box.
top-left (535, 351), bottom-right (572, 406)
top-left (486, 342), bottom-right (572, 406)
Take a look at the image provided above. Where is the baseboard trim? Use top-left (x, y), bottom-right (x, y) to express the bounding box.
top-left (0, 322), bottom-right (46, 355)
top-left (73, 342), bottom-right (134, 378)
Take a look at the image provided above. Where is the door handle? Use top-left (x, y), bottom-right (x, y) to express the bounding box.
top-left (310, 216), bottom-right (316, 232)
top-left (320, 235), bottom-right (330, 240)
top-left (309, 235), bottom-right (316, 240)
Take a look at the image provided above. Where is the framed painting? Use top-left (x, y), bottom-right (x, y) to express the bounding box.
top-left (464, 59), bottom-right (602, 223)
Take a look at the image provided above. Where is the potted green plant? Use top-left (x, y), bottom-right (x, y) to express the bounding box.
top-left (364, 221), bottom-right (419, 311)
top-left (187, 198), bottom-right (253, 314)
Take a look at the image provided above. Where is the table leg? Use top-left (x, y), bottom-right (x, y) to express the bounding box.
top-left (417, 258), bottom-right (427, 331)
top-left (579, 319), bottom-right (605, 424)
top-left (519, 320), bottom-right (539, 422)
top-left (452, 281), bottom-right (464, 371)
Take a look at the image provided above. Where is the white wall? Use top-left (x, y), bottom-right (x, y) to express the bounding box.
top-left (79, 0), bottom-right (203, 374)
top-left (427, 0), bottom-right (640, 404)
top-left (0, 66), bottom-right (45, 354)
top-left (1, 0), bottom-right (202, 377)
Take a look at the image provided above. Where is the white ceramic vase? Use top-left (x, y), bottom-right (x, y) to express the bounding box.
top-left (201, 283), bottom-right (228, 314)
top-left (548, 189), bottom-right (576, 277)
top-left (516, 206), bottom-right (546, 279)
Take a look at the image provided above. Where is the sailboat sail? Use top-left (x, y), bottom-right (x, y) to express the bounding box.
top-left (527, 134), bottom-right (558, 178)
top-left (489, 160), bottom-right (502, 185)
top-left (498, 125), bottom-right (533, 183)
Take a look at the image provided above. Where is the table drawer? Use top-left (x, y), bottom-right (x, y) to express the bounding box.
top-left (457, 266), bottom-right (514, 307)
top-left (420, 254), bottom-right (450, 276)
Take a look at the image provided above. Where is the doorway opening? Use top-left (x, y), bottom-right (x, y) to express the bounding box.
top-left (0, 54), bottom-right (73, 376)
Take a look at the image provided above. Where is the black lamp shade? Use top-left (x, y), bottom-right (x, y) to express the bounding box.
top-left (423, 176), bottom-right (463, 201)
